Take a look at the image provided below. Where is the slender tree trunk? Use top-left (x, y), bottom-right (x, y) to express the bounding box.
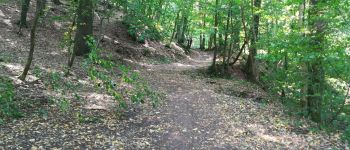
top-left (169, 11), bottom-right (180, 44)
top-left (211, 0), bottom-right (219, 71)
top-left (307, 0), bottom-right (327, 123)
top-left (299, 0), bottom-right (309, 116)
top-left (229, 7), bottom-right (241, 64)
top-left (200, 13), bottom-right (206, 50)
top-left (19, 0), bottom-right (45, 81)
top-left (66, 15), bottom-right (78, 75)
top-left (177, 14), bottom-right (188, 45)
top-left (222, 4), bottom-right (231, 70)
top-left (246, 0), bottom-right (261, 81)
top-left (73, 0), bottom-right (93, 56)
top-left (176, 12), bottom-right (183, 44)
top-left (232, 5), bottom-right (248, 65)
top-left (208, 33), bottom-right (213, 50)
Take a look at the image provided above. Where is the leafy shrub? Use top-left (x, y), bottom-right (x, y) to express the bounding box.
top-left (125, 17), bottom-right (162, 43)
top-left (0, 76), bottom-right (22, 119)
top-left (84, 36), bottom-right (161, 112)
top-left (343, 125), bottom-right (350, 147)
top-left (33, 67), bottom-right (80, 113)
top-left (123, 0), bottom-right (162, 43)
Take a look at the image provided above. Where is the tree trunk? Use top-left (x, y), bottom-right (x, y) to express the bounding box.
top-left (299, 0), bottom-right (309, 116)
top-left (169, 11), bottom-right (180, 44)
top-left (66, 15), bottom-right (78, 75)
top-left (307, 0), bottom-right (327, 123)
top-left (177, 14), bottom-right (188, 45)
top-left (18, 0), bottom-right (31, 28)
top-left (222, 4), bottom-right (231, 70)
top-left (211, 0), bottom-right (219, 71)
top-left (208, 33), bottom-right (213, 50)
top-left (19, 0), bottom-right (45, 81)
top-left (245, 0), bottom-right (261, 82)
top-left (73, 0), bottom-right (93, 56)
top-left (231, 5), bottom-right (248, 66)
top-left (200, 13), bottom-right (206, 50)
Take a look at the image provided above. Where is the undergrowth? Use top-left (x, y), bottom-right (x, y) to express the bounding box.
top-left (0, 76), bottom-right (23, 124)
top-left (84, 36), bottom-right (162, 114)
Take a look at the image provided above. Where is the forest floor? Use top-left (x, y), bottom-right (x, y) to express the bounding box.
top-left (0, 1), bottom-right (348, 149)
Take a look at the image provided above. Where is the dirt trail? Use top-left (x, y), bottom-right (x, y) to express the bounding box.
top-left (135, 51), bottom-right (346, 149)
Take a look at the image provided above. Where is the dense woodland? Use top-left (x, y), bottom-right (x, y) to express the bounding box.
top-left (0, 0), bottom-right (349, 149)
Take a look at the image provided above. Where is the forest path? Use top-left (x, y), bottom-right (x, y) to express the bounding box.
top-left (133, 51), bottom-right (341, 149)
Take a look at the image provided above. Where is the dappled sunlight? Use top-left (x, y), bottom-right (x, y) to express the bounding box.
top-left (143, 40), bottom-right (157, 52)
top-left (173, 62), bottom-right (192, 67)
top-left (53, 21), bottom-right (62, 30)
top-left (77, 78), bottom-right (94, 86)
top-left (83, 92), bottom-right (116, 110)
top-left (0, 9), bottom-right (4, 17)
top-left (1, 18), bottom-right (12, 27)
top-left (2, 62), bottom-right (24, 74)
top-left (48, 51), bottom-right (61, 56)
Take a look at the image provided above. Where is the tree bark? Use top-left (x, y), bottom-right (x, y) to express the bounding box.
top-left (169, 11), bottom-right (180, 44)
top-left (66, 15), bottom-right (78, 75)
top-left (177, 14), bottom-right (188, 45)
top-left (200, 10), bottom-right (206, 50)
top-left (73, 0), bottom-right (93, 56)
top-left (245, 0), bottom-right (261, 82)
top-left (208, 33), bottom-right (213, 50)
top-left (211, 0), bottom-right (219, 71)
top-left (18, 0), bottom-right (31, 28)
top-left (299, 0), bottom-right (309, 116)
top-left (19, 0), bottom-right (45, 81)
top-left (307, 0), bottom-right (327, 123)
top-left (222, 4), bottom-right (232, 70)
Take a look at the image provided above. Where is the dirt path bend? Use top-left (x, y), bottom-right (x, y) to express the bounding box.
top-left (130, 51), bottom-right (345, 150)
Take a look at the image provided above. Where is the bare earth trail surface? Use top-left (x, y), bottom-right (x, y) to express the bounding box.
top-left (137, 52), bottom-right (345, 149)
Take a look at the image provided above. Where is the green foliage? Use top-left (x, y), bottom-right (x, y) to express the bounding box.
top-left (57, 98), bottom-right (70, 113)
top-left (123, 0), bottom-right (163, 42)
top-left (33, 67), bottom-right (80, 113)
top-left (343, 126), bottom-right (350, 147)
top-left (0, 0), bottom-right (10, 5)
top-left (75, 112), bottom-right (102, 124)
top-left (126, 20), bottom-right (162, 42)
top-left (256, 0), bottom-right (350, 143)
top-left (84, 36), bottom-right (161, 112)
top-left (0, 76), bottom-right (23, 119)
top-left (36, 108), bottom-right (48, 120)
